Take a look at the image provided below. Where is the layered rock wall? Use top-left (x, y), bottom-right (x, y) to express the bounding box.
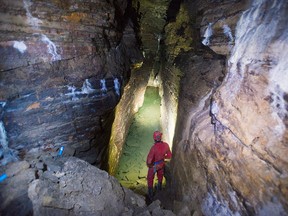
top-left (160, 3), bottom-right (195, 146)
top-left (166, 0), bottom-right (288, 215)
top-left (0, 0), bottom-right (142, 167)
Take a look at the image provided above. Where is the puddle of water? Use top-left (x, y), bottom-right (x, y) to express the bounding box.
top-left (115, 87), bottom-right (161, 195)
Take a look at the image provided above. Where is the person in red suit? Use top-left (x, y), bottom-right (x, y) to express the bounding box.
top-left (146, 131), bottom-right (172, 200)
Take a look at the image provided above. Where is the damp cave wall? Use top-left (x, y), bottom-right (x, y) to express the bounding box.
top-left (163, 0), bottom-right (288, 215)
top-left (0, 0), bottom-right (143, 168)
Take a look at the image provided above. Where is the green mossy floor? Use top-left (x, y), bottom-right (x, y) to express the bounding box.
top-left (115, 87), bottom-right (161, 195)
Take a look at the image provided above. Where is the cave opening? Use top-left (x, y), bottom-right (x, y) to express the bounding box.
top-left (115, 86), bottom-right (161, 196)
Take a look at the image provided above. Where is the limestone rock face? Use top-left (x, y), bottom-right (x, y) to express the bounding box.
top-left (209, 1), bottom-right (288, 213)
top-left (170, 0), bottom-right (288, 215)
top-left (169, 49), bottom-right (226, 214)
top-left (199, 0), bottom-right (249, 56)
top-left (0, 0), bottom-right (142, 166)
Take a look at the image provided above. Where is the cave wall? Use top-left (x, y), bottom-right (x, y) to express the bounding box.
top-left (0, 0), bottom-right (143, 167)
top-left (208, 1), bottom-right (288, 214)
top-left (159, 3), bottom-right (195, 146)
top-left (165, 0), bottom-right (288, 215)
top-left (132, 0), bottom-right (171, 58)
top-left (108, 59), bottom-right (151, 175)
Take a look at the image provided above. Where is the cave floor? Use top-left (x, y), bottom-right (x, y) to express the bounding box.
top-left (115, 86), bottom-right (162, 196)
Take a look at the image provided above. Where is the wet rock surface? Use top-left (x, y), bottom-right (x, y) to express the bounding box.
top-left (168, 0), bottom-right (288, 215)
top-left (107, 59), bottom-right (152, 174)
top-left (0, 0), bottom-right (143, 167)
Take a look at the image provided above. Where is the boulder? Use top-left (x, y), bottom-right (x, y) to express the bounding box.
top-left (28, 157), bottom-right (147, 215)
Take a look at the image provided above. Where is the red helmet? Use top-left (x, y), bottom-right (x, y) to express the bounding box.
top-left (153, 131), bottom-right (162, 141)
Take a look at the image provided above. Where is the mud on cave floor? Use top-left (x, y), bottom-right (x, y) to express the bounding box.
top-left (115, 86), bottom-right (166, 197)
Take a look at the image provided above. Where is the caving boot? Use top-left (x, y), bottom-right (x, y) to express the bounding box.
top-left (155, 182), bottom-right (162, 191)
top-left (157, 182), bottom-right (162, 191)
top-left (148, 187), bottom-right (153, 201)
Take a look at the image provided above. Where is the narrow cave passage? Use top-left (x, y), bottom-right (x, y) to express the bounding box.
top-left (115, 86), bottom-right (161, 195)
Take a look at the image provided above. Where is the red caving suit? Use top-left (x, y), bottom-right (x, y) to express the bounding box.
top-left (146, 141), bottom-right (172, 188)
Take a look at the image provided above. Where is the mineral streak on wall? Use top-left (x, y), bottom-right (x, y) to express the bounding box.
top-left (0, 0), bottom-right (143, 167)
top-left (170, 0), bottom-right (288, 215)
top-left (209, 1), bottom-right (288, 213)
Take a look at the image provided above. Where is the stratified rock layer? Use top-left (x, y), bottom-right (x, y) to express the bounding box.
top-left (169, 0), bottom-right (288, 215)
top-left (0, 0), bottom-right (143, 166)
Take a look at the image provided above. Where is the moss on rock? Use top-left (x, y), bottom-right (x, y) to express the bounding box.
top-left (164, 4), bottom-right (193, 61)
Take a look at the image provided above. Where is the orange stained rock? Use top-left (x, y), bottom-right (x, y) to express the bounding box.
top-left (62, 12), bottom-right (88, 23)
top-left (26, 102), bottom-right (40, 111)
